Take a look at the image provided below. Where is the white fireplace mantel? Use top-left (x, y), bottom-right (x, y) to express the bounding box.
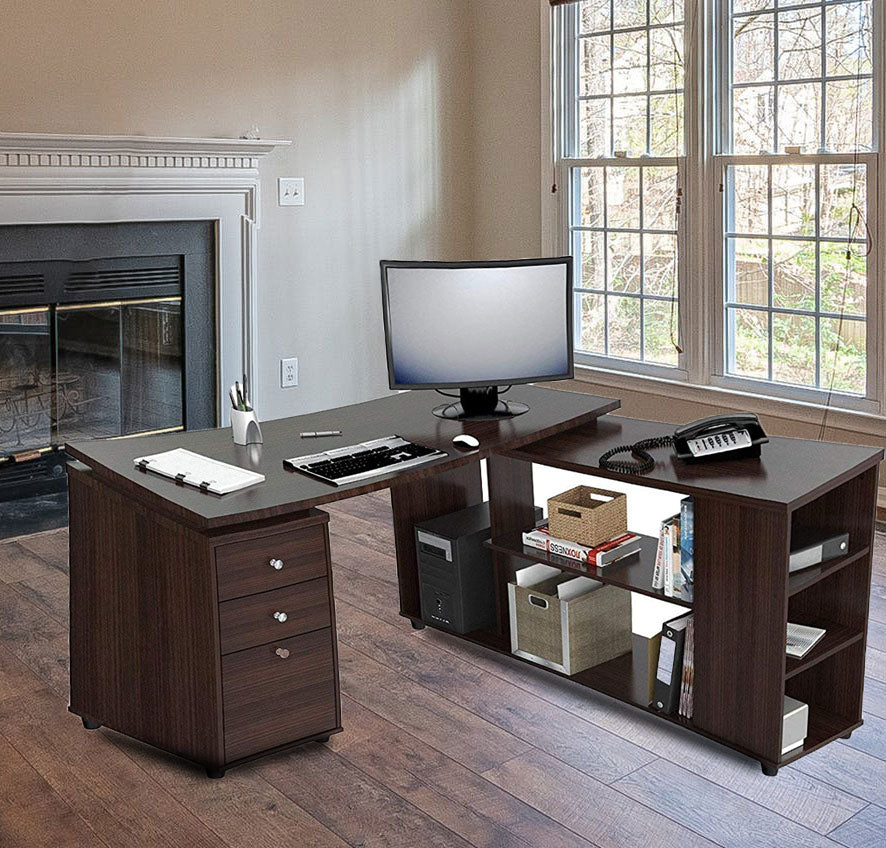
top-left (0, 132), bottom-right (291, 423)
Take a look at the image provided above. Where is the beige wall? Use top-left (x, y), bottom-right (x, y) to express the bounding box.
top-left (0, 0), bottom-right (475, 419)
top-left (467, 0), bottom-right (543, 259)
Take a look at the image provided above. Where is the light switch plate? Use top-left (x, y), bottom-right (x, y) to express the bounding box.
top-left (278, 177), bottom-right (305, 206)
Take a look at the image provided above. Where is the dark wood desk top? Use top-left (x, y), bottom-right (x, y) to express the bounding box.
top-left (506, 415), bottom-right (883, 510)
top-left (66, 385), bottom-right (619, 531)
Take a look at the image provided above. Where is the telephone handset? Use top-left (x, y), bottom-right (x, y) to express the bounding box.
top-left (598, 413), bottom-right (768, 474)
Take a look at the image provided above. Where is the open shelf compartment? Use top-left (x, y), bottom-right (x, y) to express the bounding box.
top-left (485, 532), bottom-right (693, 609)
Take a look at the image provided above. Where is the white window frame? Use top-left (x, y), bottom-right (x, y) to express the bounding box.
top-left (548, 0), bottom-right (885, 416)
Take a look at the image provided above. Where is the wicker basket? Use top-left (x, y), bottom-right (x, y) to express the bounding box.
top-left (508, 564), bottom-right (632, 675)
top-left (548, 485), bottom-right (627, 547)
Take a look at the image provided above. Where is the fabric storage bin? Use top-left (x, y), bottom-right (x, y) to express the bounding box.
top-left (548, 485), bottom-right (627, 547)
top-left (508, 563), bottom-right (632, 675)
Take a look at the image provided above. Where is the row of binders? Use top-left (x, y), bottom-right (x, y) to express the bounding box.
top-left (654, 612), bottom-right (694, 719)
top-left (652, 497), bottom-right (694, 601)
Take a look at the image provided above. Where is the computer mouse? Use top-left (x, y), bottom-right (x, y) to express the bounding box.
top-left (452, 434), bottom-right (480, 450)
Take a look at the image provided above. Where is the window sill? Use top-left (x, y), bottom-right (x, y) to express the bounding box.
top-left (565, 363), bottom-right (885, 438)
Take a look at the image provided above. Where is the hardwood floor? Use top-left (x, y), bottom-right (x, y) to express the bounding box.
top-left (0, 491), bottom-right (884, 848)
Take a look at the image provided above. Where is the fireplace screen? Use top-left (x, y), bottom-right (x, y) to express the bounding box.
top-left (0, 297), bottom-right (183, 457)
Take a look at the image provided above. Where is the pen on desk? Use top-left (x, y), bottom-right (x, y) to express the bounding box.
top-left (229, 385), bottom-right (239, 410)
top-left (300, 430), bottom-right (343, 438)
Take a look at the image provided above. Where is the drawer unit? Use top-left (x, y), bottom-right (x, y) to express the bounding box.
top-left (219, 577), bottom-right (332, 655)
top-left (222, 628), bottom-right (338, 761)
top-left (216, 524), bottom-right (328, 601)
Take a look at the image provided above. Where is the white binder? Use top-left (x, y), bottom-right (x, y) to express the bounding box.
top-left (133, 448), bottom-right (265, 495)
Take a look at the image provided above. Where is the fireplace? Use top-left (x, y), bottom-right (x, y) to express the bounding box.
top-left (0, 221), bottom-right (216, 501)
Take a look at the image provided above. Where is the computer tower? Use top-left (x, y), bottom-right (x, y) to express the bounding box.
top-left (415, 501), bottom-right (542, 634)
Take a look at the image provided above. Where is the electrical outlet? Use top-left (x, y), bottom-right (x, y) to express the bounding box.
top-left (278, 177), bottom-right (305, 206)
top-left (281, 357), bottom-right (298, 388)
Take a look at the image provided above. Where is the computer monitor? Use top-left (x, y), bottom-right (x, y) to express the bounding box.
top-left (380, 257), bottom-right (573, 420)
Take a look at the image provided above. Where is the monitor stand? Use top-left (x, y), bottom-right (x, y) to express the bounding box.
top-left (431, 387), bottom-right (529, 421)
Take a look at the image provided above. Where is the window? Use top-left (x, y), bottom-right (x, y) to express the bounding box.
top-left (553, 0), bottom-right (881, 409)
top-left (564, 0), bottom-right (686, 373)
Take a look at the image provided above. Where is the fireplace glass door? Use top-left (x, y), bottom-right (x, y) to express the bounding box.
top-left (0, 307), bottom-right (53, 455)
top-left (55, 298), bottom-right (184, 445)
top-left (0, 297), bottom-right (183, 459)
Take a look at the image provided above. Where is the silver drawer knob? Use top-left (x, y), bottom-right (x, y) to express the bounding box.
top-left (270, 558), bottom-right (284, 570)
top-left (275, 647), bottom-right (290, 659)
top-left (273, 611), bottom-right (288, 623)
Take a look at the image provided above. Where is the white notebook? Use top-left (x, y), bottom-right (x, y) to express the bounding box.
top-left (133, 448), bottom-right (265, 495)
top-left (786, 622), bottom-right (827, 658)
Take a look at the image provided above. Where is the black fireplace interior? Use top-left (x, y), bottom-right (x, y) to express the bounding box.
top-left (0, 221), bottom-right (216, 511)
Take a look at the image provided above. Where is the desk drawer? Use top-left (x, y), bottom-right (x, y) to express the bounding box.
top-left (219, 578), bottom-right (331, 655)
top-left (222, 628), bottom-right (338, 762)
top-left (216, 524), bottom-right (328, 601)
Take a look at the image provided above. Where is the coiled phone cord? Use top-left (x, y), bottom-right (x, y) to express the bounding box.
top-left (598, 435), bottom-right (674, 475)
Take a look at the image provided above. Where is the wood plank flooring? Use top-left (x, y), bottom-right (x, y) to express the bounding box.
top-left (0, 490), bottom-right (884, 848)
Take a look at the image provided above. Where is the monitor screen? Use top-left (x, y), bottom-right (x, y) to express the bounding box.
top-left (381, 258), bottom-right (573, 389)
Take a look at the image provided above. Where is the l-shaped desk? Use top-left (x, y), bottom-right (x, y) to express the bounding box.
top-left (66, 386), bottom-right (882, 777)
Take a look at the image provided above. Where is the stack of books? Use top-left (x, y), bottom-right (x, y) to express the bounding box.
top-left (651, 497), bottom-right (694, 600)
top-left (522, 522), bottom-right (641, 568)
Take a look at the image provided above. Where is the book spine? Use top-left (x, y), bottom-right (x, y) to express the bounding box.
top-left (521, 532), bottom-right (550, 552)
top-left (652, 523), bottom-right (666, 590)
top-left (663, 526), bottom-right (674, 597)
top-left (680, 497), bottom-right (694, 603)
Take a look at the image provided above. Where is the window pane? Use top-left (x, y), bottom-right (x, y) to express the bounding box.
top-left (734, 1), bottom-right (772, 12)
top-left (777, 7), bottom-right (821, 81)
top-left (580, 167), bottom-right (605, 228)
top-left (607, 233), bottom-right (641, 292)
top-left (607, 296), bottom-right (641, 359)
top-left (614, 0), bottom-right (647, 30)
top-left (730, 165), bottom-right (768, 234)
top-left (579, 0), bottom-right (611, 34)
top-left (650, 26), bottom-right (683, 91)
top-left (820, 317), bottom-right (866, 394)
top-left (771, 165), bottom-right (815, 237)
top-left (643, 233), bottom-right (677, 297)
top-left (826, 2), bottom-right (872, 77)
top-left (650, 93), bottom-right (683, 156)
top-left (644, 299), bottom-right (679, 365)
top-left (729, 308), bottom-right (769, 379)
top-left (580, 98), bottom-right (611, 157)
top-left (614, 30), bottom-right (647, 93)
top-left (580, 231), bottom-right (606, 291)
top-left (773, 312), bottom-right (816, 386)
top-left (642, 166), bottom-right (677, 230)
top-left (579, 293), bottom-right (606, 353)
top-left (773, 240), bottom-right (816, 311)
top-left (733, 14), bottom-right (774, 84)
top-left (612, 95), bottom-right (646, 155)
top-left (651, 0), bottom-right (683, 26)
top-left (778, 82), bottom-right (820, 152)
top-left (580, 36), bottom-right (611, 97)
top-left (729, 238), bottom-right (769, 306)
top-left (820, 243), bottom-right (866, 317)
top-left (825, 79), bottom-right (873, 152)
top-left (820, 164), bottom-right (867, 239)
top-left (607, 167), bottom-right (641, 229)
top-left (733, 86), bottom-right (774, 153)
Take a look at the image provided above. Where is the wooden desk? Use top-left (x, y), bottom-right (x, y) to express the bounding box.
top-left (66, 387), bottom-right (883, 778)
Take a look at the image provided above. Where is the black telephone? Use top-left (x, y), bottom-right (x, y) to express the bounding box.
top-left (599, 413), bottom-right (768, 474)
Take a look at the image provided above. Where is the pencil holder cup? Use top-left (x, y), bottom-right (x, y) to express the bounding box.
top-left (231, 408), bottom-right (263, 446)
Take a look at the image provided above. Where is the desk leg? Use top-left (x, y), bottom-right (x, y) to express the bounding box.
top-left (390, 463), bottom-right (483, 622)
top-left (487, 455), bottom-right (536, 639)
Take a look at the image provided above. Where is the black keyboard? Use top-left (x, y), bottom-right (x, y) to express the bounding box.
top-left (284, 435), bottom-right (448, 486)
